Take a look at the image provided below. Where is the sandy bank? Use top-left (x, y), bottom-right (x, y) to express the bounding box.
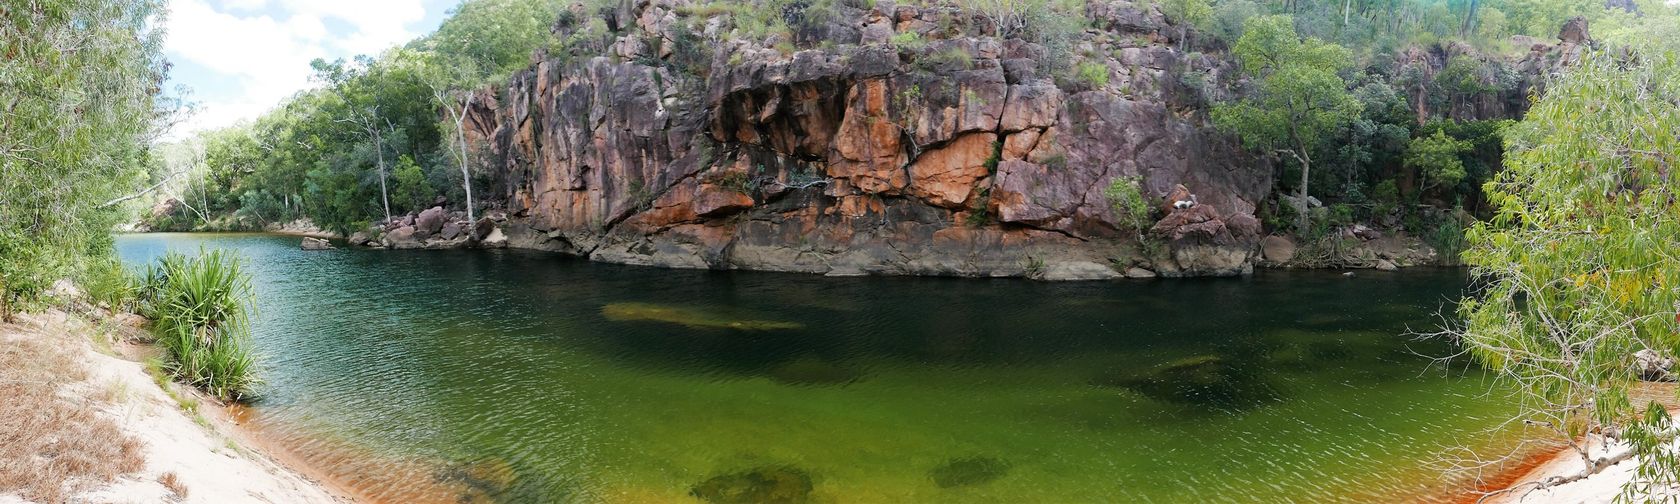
top-left (0, 309), bottom-right (348, 504)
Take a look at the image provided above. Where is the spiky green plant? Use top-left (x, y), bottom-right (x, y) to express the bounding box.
top-left (139, 250), bottom-right (260, 402)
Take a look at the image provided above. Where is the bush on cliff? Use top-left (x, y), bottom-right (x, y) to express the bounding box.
top-left (137, 250), bottom-right (261, 402)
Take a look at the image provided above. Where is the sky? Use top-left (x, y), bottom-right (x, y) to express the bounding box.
top-left (161, 0), bottom-right (459, 140)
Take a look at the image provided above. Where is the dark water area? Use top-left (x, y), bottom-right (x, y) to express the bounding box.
top-left (116, 233), bottom-right (1520, 503)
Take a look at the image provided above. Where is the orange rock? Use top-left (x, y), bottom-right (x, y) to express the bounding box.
top-left (909, 133), bottom-right (997, 208)
top-left (1002, 129), bottom-right (1040, 161)
top-left (1161, 184), bottom-right (1192, 214)
top-left (828, 79), bottom-right (909, 194)
top-left (692, 184), bottom-right (755, 217)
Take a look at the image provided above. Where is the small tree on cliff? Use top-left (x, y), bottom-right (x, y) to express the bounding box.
top-left (1446, 50), bottom-right (1680, 498)
top-left (1213, 15), bottom-right (1360, 233)
top-left (410, 48), bottom-right (482, 223)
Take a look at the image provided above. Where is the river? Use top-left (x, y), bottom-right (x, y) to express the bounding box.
top-left (116, 233), bottom-right (1524, 503)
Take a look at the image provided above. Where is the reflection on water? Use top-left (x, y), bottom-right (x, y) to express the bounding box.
top-left (117, 233), bottom-right (1522, 503)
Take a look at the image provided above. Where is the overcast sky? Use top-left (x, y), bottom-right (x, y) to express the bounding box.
top-left (161, 0), bottom-right (458, 140)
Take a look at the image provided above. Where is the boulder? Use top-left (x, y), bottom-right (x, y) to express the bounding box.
top-left (1037, 260), bottom-right (1122, 281)
top-left (384, 226), bottom-right (422, 249)
top-left (417, 206), bottom-right (446, 236)
top-left (300, 237), bottom-right (334, 250)
top-left (1123, 267), bottom-right (1157, 279)
top-left (472, 217), bottom-right (496, 241)
top-left (440, 222), bottom-right (462, 241)
top-left (1261, 235), bottom-right (1296, 264)
top-left (1559, 16), bottom-right (1589, 44)
top-left (481, 227), bottom-right (509, 248)
top-left (347, 231), bottom-right (372, 247)
top-left (1636, 349), bottom-right (1674, 382)
top-left (1374, 259), bottom-right (1399, 271)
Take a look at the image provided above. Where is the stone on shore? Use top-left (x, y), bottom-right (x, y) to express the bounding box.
top-left (300, 237), bottom-right (333, 250)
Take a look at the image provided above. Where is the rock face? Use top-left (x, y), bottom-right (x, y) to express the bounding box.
top-left (457, 0), bottom-right (1573, 278)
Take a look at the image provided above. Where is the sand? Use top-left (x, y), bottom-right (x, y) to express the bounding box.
top-left (0, 310), bottom-right (349, 504)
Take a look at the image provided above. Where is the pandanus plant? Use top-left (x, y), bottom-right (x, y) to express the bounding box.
top-left (137, 249), bottom-right (260, 401)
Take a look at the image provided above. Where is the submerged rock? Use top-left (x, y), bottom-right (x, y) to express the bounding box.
top-left (690, 466), bottom-right (813, 504)
top-left (767, 357), bottom-right (862, 386)
top-left (601, 302), bottom-right (804, 331)
top-left (300, 237), bottom-right (333, 250)
top-left (1091, 355), bottom-right (1282, 411)
top-left (434, 457), bottom-right (517, 504)
top-left (928, 456), bottom-right (1010, 488)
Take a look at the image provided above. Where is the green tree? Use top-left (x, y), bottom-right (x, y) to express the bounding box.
top-left (1455, 50), bottom-right (1680, 496)
top-left (1403, 129), bottom-right (1471, 194)
top-left (0, 0), bottom-right (168, 318)
top-left (391, 155), bottom-right (434, 213)
top-left (1213, 15), bottom-right (1362, 232)
top-left (1161, 0), bottom-right (1212, 51)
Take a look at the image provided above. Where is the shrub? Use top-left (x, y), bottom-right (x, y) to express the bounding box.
top-left (79, 257), bottom-right (135, 311)
top-left (1102, 176), bottom-right (1155, 243)
top-left (890, 31), bottom-right (925, 51)
top-left (1074, 61), bottom-right (1110, 88)
top-left (138, 250), bottom-right (260, 402)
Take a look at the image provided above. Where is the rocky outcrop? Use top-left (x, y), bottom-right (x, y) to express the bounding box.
top-left (460, 0), bottom-right (1273, 279)
top-left (454, 0), bottom-right (1579, 279)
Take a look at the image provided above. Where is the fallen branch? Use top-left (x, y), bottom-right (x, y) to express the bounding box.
top-left (99, 171), bottom-right (182, 209)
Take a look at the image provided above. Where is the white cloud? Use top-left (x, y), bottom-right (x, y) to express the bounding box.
top-left (163, 0), bottom-right (428, 139)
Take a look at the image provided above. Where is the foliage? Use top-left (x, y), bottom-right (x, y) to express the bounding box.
top-left (890, 31), bottom-right (925, 50)
top-left (1160, 0), bottom-right (1212, 49)
top-left (137, 250), bottom-right (260, 402)
top-left (1103, 176), bottom-right (1153, 238)
top-left (1404, 129), bottom-right (1473, 193)
top-left (1074, 61), bottom-right (1110, 88)
top-left (1455, 48), bottom-right (1680, 497)
top-left (0, 0), bottom-right (168, 318)
top-left (1213, 15), bottom-right (1361, 232)
top-left (428, 0), bottom-right (569, 81)
top-left (391, 155), bottom-right (435, 214)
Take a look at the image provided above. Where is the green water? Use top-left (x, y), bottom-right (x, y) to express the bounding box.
top-left (116, 233), bottom-right (1519, 503)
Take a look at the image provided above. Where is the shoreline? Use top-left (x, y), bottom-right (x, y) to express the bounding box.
top-left (0, 308), bottom-right (355, 504)
top-left (1480, 436), bottom-right (1639, 504)
top-left (118, 229), bottom-right (1460, 281)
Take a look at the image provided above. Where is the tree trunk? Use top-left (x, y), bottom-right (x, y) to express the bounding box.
top-left (455, 94), bottom-right (476, 224)
top-left (374, 128), bottom-right (391, 225)
top-left (1461, 0), bottom-right (1480, 36)
top-left (1296, 151), bottom-right (1312, 233)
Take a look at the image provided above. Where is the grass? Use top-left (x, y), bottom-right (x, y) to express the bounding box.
top-left (137, 250), bottom-right (261, 402)
top-left (0, 315), bottom-right (145, 503)
top-left (159, 471), bottom-right (189, 500)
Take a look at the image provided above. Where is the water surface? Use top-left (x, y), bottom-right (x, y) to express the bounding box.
top-left (117, 233), bottom-right (1520, 503)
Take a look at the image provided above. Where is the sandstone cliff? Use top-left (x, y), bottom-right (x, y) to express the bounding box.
top-left (446, 0), bottom-right (1582, 279)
